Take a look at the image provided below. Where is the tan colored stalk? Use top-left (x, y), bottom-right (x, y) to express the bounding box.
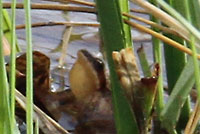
top-left (3, 2), bottom-right (149, 15)
top-left (59, 27), bottom-right (73, 67)
top-left (185, 102), bottom-right (200, 134)
top-left (14, 21), bottom-right (99, 29)
top-left (130, 0), bottom-right (189, 40)
top-left (124, 20), bottom-right (200, 59)
top-left (15, 89), bottom-right (69, 134)
top-left (130, 8), bottom-right (148, 14)
top-left (123, 13), bottom-right (185, 39)
top-left (61, 0), bottom-right (95, 7)
top-left (3, 2), bottom-right (96, 13)
top-left (66, 0), bottom-right (148, 15)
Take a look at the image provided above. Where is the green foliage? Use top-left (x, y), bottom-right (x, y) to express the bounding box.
top-left (3, 10), bottom-right (20, 52)
top-left (95, 0), bottom-right (139, 133)
top-left (24, 0), bottom-right (34, 133)
top-left (161, 58), bottom-right (195, 134)
top-left (119, 0), bottom-right (132, 48)
top-left (10, 0), bottom-right (17, 133)
top-left (149, 0), bottom-right (164, 120)
top-left (160, 0), bottom-right (190, 132)
top-left (137, 46), bottom-right (151, 77)
top-left (0, 1), bottom-right (11, 134)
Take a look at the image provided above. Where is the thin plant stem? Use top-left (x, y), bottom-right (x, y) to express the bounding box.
top-left (58, 27), bottom-right (72, 67)
top-left (0, 0), bottom-right (5, 132)
top-left (130, 8), bottom-right (148, 14)
top-left (35, 118), bottom-right (39, 134)
top-left (24, 0), bottom-right (33, 133)
top-left (3, 2), bottom-right (148, 15)
top-left (10, 0), bottom-right (17, 132)
top-left (119, 0), bottom-right (132, 48)
top-left (14, 21), bottom-right (99, 29)
top-left (189, 36), bottom-right (200, 101)
top-left (130, 0), bottom-right (189, 39)
top-left (185, 102), bottom-right (200, 134)
top-left (123, 13), bottom-right (187, 40)
top-left (3, 2), bottom-right (96, 13)
top-left (149, 0), bottom-right (164, 119)
top-left (15, 89), bottom-right (69, 133)
top-left (183, 37), bottom-right (200, 134)
top-left (124, 20), bottom-right (200, 59)
top-left (167, 0), bottom-right (190, 132)
top-left (0, 1), bottom-right (11, 133)
top-left (64, 0), bottom-right (95, 7)
top-left (96, 0), bottom-right (139, 133)
top-left (156, 0), bottom-right (200, 46)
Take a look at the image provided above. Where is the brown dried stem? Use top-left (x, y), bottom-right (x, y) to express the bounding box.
top-left (3, 2), bottom-right (96, 13)
top-left (15, 89), bottom-right (69, 134)
top-left (14, 21), bottom-right (99, 29)
top-left (123, 13), bottom-right (187, 40)
top-left (124, 19), bottom-right (200, 59)
top-left (185, 102), bottom-right (200, 134)
top-left (130, 0), bottom-right (189, 40)
top-left (58, 0), bottom-right (95, 7)
top-left (3, 2), bottom-right (148, 15)
top-left (130, 8), bottom-right (148, 14)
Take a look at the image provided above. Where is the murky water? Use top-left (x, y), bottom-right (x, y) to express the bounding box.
top-left (12, 0), bottom-right (157, 87)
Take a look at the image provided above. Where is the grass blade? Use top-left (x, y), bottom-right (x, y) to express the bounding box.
top-left (148, 0), bottom-right (164, 120)
top-left (10, 0), bottom-right (17, 133)
top-left (137, 45), bottom-right (151, 77)
top-left (96, 0), bottom-right (139, 133)
top-left (3, 10), bottom-right (20, 52)
top-left (24, 0), bottom-right (33, 133)
top-left (161, 58), bottom-right (195, 134)
top-left (0, 0), bottom-right (11, 133)
top-left (0, 1), bottom-right (5, 132)
top-left (162, 0), bottom-right (190, 132)
top-left (119, 0), bottom-right (132, 48)
top-left (156, 0), bottom-right (200, 44)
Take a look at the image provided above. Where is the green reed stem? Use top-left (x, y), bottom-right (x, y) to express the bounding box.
top-left (137, 45), bottom-right (151, 77)
top-left (35, 118), bottom-right (39, 134)
top-left (157, 0), bottom-right (200, 45)
top-left (119, 0), bottom-right (132, 48)
top-left (150, 0), bottom-right (164, 118)
top-left (96, 0), bottom-right (139, 133)
top-left (0, 0), bottom-right (11, 133)
top-left (0, 0), bottom-right (5, 132)
top-left (24, 0), bottom-right (33, 133)
top-left (162, 1), bottom-right (190, 133)
top-left (10, 0), bottom-right (17, 133)
top-left (189, 38), bottom-right (200, 101)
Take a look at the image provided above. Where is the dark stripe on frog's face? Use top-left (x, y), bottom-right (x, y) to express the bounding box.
top-left (79, 49), bottom-right (107, 90)
top-left (79, 49), bottom-right (104, 73)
